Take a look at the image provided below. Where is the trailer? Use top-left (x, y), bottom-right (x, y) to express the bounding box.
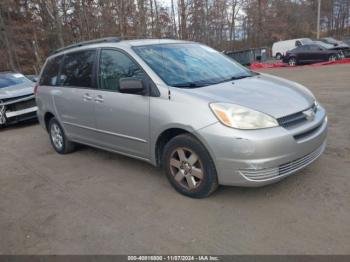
top-left (225, 47), bottom-right (269, 66)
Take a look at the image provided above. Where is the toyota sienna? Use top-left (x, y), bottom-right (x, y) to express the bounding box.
top-left (36, 38), bottom-right (327, 198)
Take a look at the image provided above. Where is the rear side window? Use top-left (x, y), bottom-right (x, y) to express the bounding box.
top-left (40, 55), bottom-right (63, 86)
top-left (60, 50), bottom-right (96, 88)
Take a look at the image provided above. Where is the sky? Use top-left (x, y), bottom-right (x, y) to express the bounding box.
top-left (159, 0), bottom-right (173, 5)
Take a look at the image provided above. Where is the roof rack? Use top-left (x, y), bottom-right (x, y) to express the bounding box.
top-left (51, 35), bottom-right (178, 55)
top-left (52, 37), bottom-right (121, 54)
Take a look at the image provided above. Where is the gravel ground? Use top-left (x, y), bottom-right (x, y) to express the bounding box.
top-left (0, 64), bottom-right (349, 254)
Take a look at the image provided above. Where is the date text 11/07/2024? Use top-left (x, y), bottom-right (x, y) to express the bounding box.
top-left (127, 255), bottom-right (220, 261)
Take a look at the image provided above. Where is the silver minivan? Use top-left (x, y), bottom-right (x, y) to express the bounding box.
top-left (36, 38), bottom-right (327, 198)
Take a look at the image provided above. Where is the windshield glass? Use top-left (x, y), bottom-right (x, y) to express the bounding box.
top-left (0, 73), bottom-right (31, 89)
top-left (133, 43), bottom-right (252, 87)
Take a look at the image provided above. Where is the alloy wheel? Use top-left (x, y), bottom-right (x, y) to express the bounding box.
top-left (288, 58), bottom-right (296, 66)
top-left (169, 147), bottom-right (204, 190)
top-left (51, 123), bottom-right (63, 150)
top-left (329, 55), bottom-right (336, 62)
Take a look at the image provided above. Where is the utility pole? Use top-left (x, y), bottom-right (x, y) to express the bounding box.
top-left (316, 0), bottom-right (321, 39)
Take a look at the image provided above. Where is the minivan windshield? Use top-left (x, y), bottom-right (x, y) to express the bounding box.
top-left (0, 73), bottom-right (31, 89)
top-left (133, 43), bottom-right (253, 87)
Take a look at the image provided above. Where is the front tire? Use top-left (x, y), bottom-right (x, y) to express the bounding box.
top-left (48, 118), bottom-right (75, 154)
top-left (163, 134), bottom-right (218, 198)
top-left (328, 54), bottom-right (337, 62)
top-left (276, 53), bottom-right (282, 60)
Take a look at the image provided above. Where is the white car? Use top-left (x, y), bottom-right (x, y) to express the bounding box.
top-left (272, 38), bottom-right (314, 59)
top-left (0, 72), bottom-right (37, 126)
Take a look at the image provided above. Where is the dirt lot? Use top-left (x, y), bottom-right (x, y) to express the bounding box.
top-left (0, 64), bottom-right (349, 255)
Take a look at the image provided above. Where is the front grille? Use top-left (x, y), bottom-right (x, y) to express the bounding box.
top-left (0, 94), bottom-right (33, 104)
top-left (239, 142), bottom-right (325, 181)
top-left (6, 98), bottom-right (36, 111)
top-left (277, 104), bottom-right (317, 128)
top-left (278, 111), bottom-right (307, 127)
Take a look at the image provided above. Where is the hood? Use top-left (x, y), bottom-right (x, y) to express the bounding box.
top-left (330, 45), bottom-right (350, 51)
top-left (0, 82), bottom-right (34, 100)
top-left (179, 74), bottom-right (314, 119)
top-left (332, 42), bottom-right (349, 49)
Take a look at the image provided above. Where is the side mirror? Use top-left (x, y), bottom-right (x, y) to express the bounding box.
top-left (119, 78), bottom-right (146, 95)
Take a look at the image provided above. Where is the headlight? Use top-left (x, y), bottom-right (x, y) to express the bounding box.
top-left (209, 103), bottom-right (278, 130)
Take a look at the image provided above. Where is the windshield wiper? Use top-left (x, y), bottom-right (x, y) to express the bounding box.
top-left (172, 82), bottom-right (209, 88)
top-left (173, 74), bottom-right (256, 88)
top-left (231, 74), bottom-right (254, 80)
top-left (213, 74), bottom-right (253, 85)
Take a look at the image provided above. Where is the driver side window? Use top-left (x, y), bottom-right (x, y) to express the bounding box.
top-left (99, 49), bottom-right (145, 91)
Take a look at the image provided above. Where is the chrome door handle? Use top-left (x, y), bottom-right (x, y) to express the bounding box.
top-left (83, 93), bottom-right (92, 101)
top-left (95, 95), bottom-right (104, 103)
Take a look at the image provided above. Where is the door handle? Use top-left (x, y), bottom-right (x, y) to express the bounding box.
top-left (95, 95), bottom-right (104, 103)
top-left (83, 93), bottom-right (92, 101)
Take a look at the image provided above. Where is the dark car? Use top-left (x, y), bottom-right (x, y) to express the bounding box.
top-left (320, 37), bottom-right (349, 48)
top-left (344, 36), bottom-right (350, 46)
top-left (283, 44), bottom-right (340, 66)
top-left (0, 72), bottom-right (37, 126)
top-left (319, 37), bottom-right (350, 58)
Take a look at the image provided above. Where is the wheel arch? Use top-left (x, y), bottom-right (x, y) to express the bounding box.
top-left (154, 127), bottom-right (191, 167)
top-left (276, 52), bottom-right (283, 59)
top-left (44, 111), bottom-right (56, 132)
top-left (155, 126), bottom-right (214, 165)
top-left (153, 126), bottom-right (217, 168)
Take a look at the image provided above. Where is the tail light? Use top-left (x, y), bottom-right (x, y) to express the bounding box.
top-left (34, 83), bottom-right (39, 95)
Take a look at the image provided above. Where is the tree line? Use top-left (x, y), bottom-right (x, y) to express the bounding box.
top-left (0, 0), bottom-right (349, 74)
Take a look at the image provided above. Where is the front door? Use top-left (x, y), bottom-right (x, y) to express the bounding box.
top-left (93, 49), bottom-right (150, 159)
top-left (308, 45), bottom-right (323, 62)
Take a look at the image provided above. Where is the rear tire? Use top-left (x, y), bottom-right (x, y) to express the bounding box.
top-left (276, 53), bottom-right (282, 60)
top-left (288, 57), bottom-right (297, 66)
top-left (163, 134), bottom-right (218, 198)
top-left (48, 118), bottom-right (75, 154)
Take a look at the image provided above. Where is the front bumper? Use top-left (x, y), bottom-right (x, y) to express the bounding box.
top-left (195, 106), bottom-right (328, 186)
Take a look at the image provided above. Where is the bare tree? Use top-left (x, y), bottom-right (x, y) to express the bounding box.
top-left (0, 0), bottom-right (349, 73)
top-left (179, 0), bottom-right (188, 39)
top-left (0, 4), bottom-right (16, 71)
top-left (171, 0), bottom-right (178, 37)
